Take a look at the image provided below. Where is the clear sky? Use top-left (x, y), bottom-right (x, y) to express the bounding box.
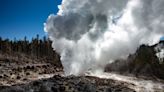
top-left (0, 0), bottom-right (163, 41)
top-left (0, 0), bottom-right (62, 40)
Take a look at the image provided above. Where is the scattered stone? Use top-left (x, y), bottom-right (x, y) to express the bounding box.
top-left (26, 72), bottom-right (30, 76)
top-left (0, 75), bottom-right (135, 92)
top-left (0, 75), bottom-right (3, 78)
top-left (16, 76), bottom-right (21, 80)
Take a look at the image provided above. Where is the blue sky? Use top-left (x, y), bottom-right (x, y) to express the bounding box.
top-left (0, 0), bottom-right (163, 41)
top-left (0, 0), bottom-right (62, 40)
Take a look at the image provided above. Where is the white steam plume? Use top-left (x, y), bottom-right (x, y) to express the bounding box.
top-left (44, 0), bottom-right (164, 75)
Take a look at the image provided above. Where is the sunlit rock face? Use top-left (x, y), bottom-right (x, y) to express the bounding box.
top-left (155, 42), bottom-right (164, 63)
top-left (44, 0), bottom-right (164, 75)
top-left (104, 42), bottom-right (164, 79)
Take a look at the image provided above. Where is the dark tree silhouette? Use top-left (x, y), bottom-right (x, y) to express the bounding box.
top-left (0, 35), bottom-right (61, 67)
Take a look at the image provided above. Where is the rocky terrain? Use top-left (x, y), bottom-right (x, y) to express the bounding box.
top-left (0, 75), bottom-right (134, 92)
top-left (105, 41), bottom-right (164, 80)
top-left (0, 38), bottom-right (163, 92)
top-left (0, 52), bottom-right (63, 86)
top-left (0, 52), bottom-right (135, 92)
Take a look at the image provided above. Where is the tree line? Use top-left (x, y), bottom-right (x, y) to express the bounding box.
top-left (0, 35), bottom-right (61, 66)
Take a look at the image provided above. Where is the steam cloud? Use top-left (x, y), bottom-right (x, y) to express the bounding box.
top-left (44, 0), bottom-right (164, 75)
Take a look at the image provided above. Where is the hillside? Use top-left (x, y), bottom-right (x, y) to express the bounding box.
top-left (0, 36), bottom-right (63, 86)
top-left (0, 36), bottom-right (135, 92)
top-left (0, 52), bottom-right (63, 86)
top-left (0, 37), bottom-right (163, 92)
top-left (105, 41), bottom-right (164, 80)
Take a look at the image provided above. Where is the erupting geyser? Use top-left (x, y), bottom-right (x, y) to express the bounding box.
top-left (44, 0), bottom-right (164, 75)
